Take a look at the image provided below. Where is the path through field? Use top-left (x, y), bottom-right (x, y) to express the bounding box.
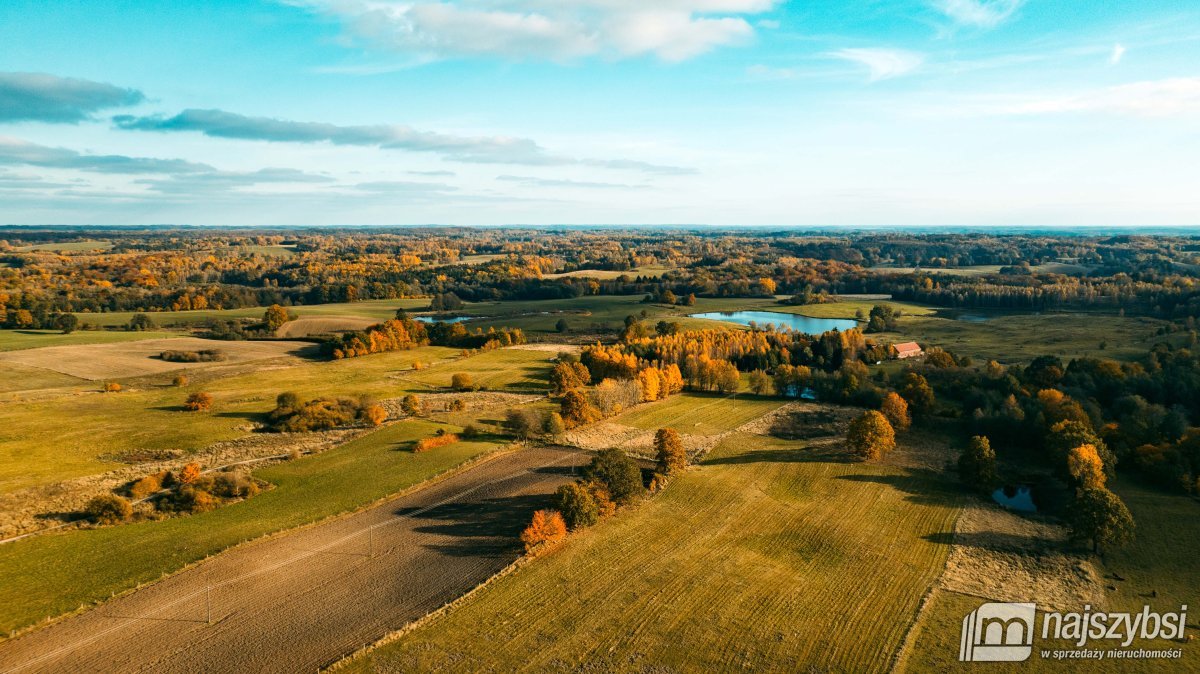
top-left (0, 446), bottom-right (588, 674)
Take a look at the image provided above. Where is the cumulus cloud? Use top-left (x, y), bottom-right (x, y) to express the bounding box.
top-left (0, 136), bottom-right (211, 174)
top-left (113, 108), bottom-right (695, 174)
top-left (930, 0), bottom-right (1023, 29)
top-left (0, 72), bottom-right (144, 123)
top-left (829, 48), bottom-right (924, 81)
top-left (284, 0), bottom-right (773, 62)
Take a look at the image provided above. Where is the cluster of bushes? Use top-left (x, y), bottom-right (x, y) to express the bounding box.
top-left (184, 391), bottom-right (213, 411)
top-left (504, 407), bottom-right (567, 439)
top-left (86, 463), bottom-right (265, 524)
top-left (160, 349), bottom-right (226, 363)
top-left (413, 431), bottom-right (460, 452)
top-left (267, 392), bottom-right (387, 432)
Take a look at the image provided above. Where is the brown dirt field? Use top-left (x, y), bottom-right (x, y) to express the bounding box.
top-left (0, 335), bottom-right (319, 378)
top-left (0, 445), bottom-right (589, 673)
top-left (0, 338), bottom-right (316, 381)
top-left (938, 503), bottom-right (1104, 612)
top-left (275, 317), bottom-right (376, 338)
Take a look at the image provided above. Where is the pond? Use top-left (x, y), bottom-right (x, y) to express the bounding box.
top-left (992, 484), bottom-right (1038, 513)
top-left (414, 315), bottom-right (477, 324)
top-left (690, 310), bottom-right (858, 335)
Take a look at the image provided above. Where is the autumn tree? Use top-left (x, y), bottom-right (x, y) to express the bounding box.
top-left (1069, 487), bottom-right (1135, 554)
top-left (451, 372), bottom-right (474, 391)
top-left (555, 482), bottom-right (600, 529)
top-left (550, 361), bottom-right (590, 395)
top-left (560, 390), bottom-right (601, 428)
top-left (1067, 444), bottom-right (1107, 490)
top-left (900, 372), bottom-right (935, 416)
top-left (543, 412), bottom-right (567, 436)
top-left (748, 369), bottom-right (770, 396)
top-left (880, 392), bottom-right (911, 431)
top-left (264, 304), bottom-right (292, 332)
top-left (184, 391), bottom-right (213, 411)
top-left (958, 435), bottom-right (998, 492)
top-left (128, 313), bottom-right (155, 331)
top-left (584, 448), bottom-right (644, 505)
top-left (520, 509), bottom-right (567, 553)
top-left (847, 410), bottom-right (895, 460)
top-left (555, 318), bottom-right (570, 333)
top-left (654, 428), bottom-right (687, 477)
top-left (53, 313), bottom-right (78, 334)
top-left (401, 394), bottom-right (422, 416)
top-left (172, 374), bottom-right (188, 387)
top-left (177, 462), bottom-right (202, 485)
top-left (505, 407), bottom-right (543, 440)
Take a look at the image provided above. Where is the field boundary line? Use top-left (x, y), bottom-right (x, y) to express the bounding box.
top-left (0, 442), bottom-right (521, 645)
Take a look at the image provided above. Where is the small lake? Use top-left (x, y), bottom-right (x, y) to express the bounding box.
top-left (690, 311), bottom-right (858, 335)
top-left (414, 315), bottom-right (477, 324)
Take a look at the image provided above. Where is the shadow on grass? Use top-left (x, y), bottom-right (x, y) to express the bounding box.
top-left (836, 472), bottom-right (963, 507)
top-left (401, 493), bottom-right (554, 557)
top-left (922, 530), bottom-right (1063, 553)
top-left (703, 445), bottom-right (855, 466)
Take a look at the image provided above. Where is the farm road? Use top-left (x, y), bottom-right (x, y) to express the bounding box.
top-left (0, 445), bottom-right (588, 673)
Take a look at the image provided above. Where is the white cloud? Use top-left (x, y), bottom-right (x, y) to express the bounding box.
top-left (1109, 43), bottom-right (1126, 65)
top-left (998, 78), bottom-right (1200, 117)
top-left (828, 48), bottom-right (924, 81)
top-left (931, 0), bottom-right (1023, 29)
top-left (285, 0), bottom-right (774, 62)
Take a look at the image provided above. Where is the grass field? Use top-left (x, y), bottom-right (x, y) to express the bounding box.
top-left (0, 419), bottom-right (507, 636)
top-left (542, 264), bottom-right (674, 280)
top-left (0, 345), bottom-right (550, 493)
top-left (777, 298), bottom-right (936, 320)
top-left (347, 432), bottom-right (962, 673)
top-left (868, 263), bottom-right (1091, 277)
top-left (0, 329), bottom-right (181, 352)
top-left (72, 298), bottom-right (431, 328)
top-left (14, 240), bottom-right (112, 252)
top-left (0, 362), bottom-right (87, 394)
top-left (615, 393), bottom-right (785, 435)
top-left (881, 313), bottom-right (1168, 364)
top-left (903, 480), bottom-right (1200, 672)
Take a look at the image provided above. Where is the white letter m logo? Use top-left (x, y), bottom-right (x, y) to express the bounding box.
top-left (959, 602), bottom-right (1036, 662)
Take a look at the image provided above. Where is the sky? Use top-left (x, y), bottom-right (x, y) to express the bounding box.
top-left (1, 0), bottom-right (1198, 227)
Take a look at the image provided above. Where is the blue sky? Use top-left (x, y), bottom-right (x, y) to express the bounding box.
top-left (1, 0), bottom-right (1198, 226)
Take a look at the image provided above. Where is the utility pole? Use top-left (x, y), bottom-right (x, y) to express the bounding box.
top-left (369, 526), bottom-right (375, 559)
top-left (205, 584), bottom-right (212, 625)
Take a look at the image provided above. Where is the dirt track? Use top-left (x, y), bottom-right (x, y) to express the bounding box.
top-left (0, 446), bottom-right (588, 673)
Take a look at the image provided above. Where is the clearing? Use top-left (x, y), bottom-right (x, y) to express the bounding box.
top-left (0, 337), bottom-right (315, 381)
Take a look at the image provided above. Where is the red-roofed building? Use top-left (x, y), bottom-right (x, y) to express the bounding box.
top-left (894, 342), bottom-right (923, 359)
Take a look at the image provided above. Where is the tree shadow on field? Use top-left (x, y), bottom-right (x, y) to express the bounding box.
top-left (922, 530), bottom-right (1060, 553)
top-left (703, 444), bottom-right (855, 466)
top-left (836, 471), bottom-right (961, 507)
top-left (212, 410), bottom-right (263, 421)
top-left (400, 493), bottom-right (554, 557)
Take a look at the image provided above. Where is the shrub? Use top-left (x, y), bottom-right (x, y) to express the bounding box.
top-left (128, 472), bottom-right (166, 500)
top-left (654, 428), bottom-right (687, 477)
top-left (276, 391), bottom-right (301, 410)
top-left (847, 410), bottom-right (895, 461)
top-left (264, 304), bottom-right (293, 332)
top-left (177, 462), bottom-right (202, 485)
top-left (172, 374), bottom-right (188, 387)
top-left (85, 494), bottom-right (132, 524)
top-left (958, 435), bottom-right (998, 492)
top-left (363, 404), bottom-right (388, 426)
top-left (461, 424), bottom-right (480, 439)
top-left (159, 349), bottom-right (226, 363)
top-left (520, 509), bottom-right (567, 553)
top-left (102, 381), bottom-right (122, 393)
top-left (451, 372), bottom-right (474, 391)
top-left (555, 482), bottom-right (599, 529)
top-left (414, 433), bottom-right (460, 452)
top-left (880, 392), bottom-right (911, 431)
top-left (184, 391), bottom-right (213, 411)
top-left (555, 318), bottom-right (570, 333)
top-left (449, 398), bottom-right (466, 412)
top-left (401, 394), bottom-right (422, 416)
top-left (268, 396), bottom-right (372, 432)
top-left (211, 471), bottom-right (260, 499)
top-left (173, 486), bottom-right (217, 513)
top-left (584, 448), bottom-right (644, 506)
top-left (128, 313), bottom-right (155, 331)
top-left (560, 389), bottom-right (602, 428)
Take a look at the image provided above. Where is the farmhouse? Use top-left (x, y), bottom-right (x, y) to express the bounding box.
top-left (894, 342), bottom-right (923, 359)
